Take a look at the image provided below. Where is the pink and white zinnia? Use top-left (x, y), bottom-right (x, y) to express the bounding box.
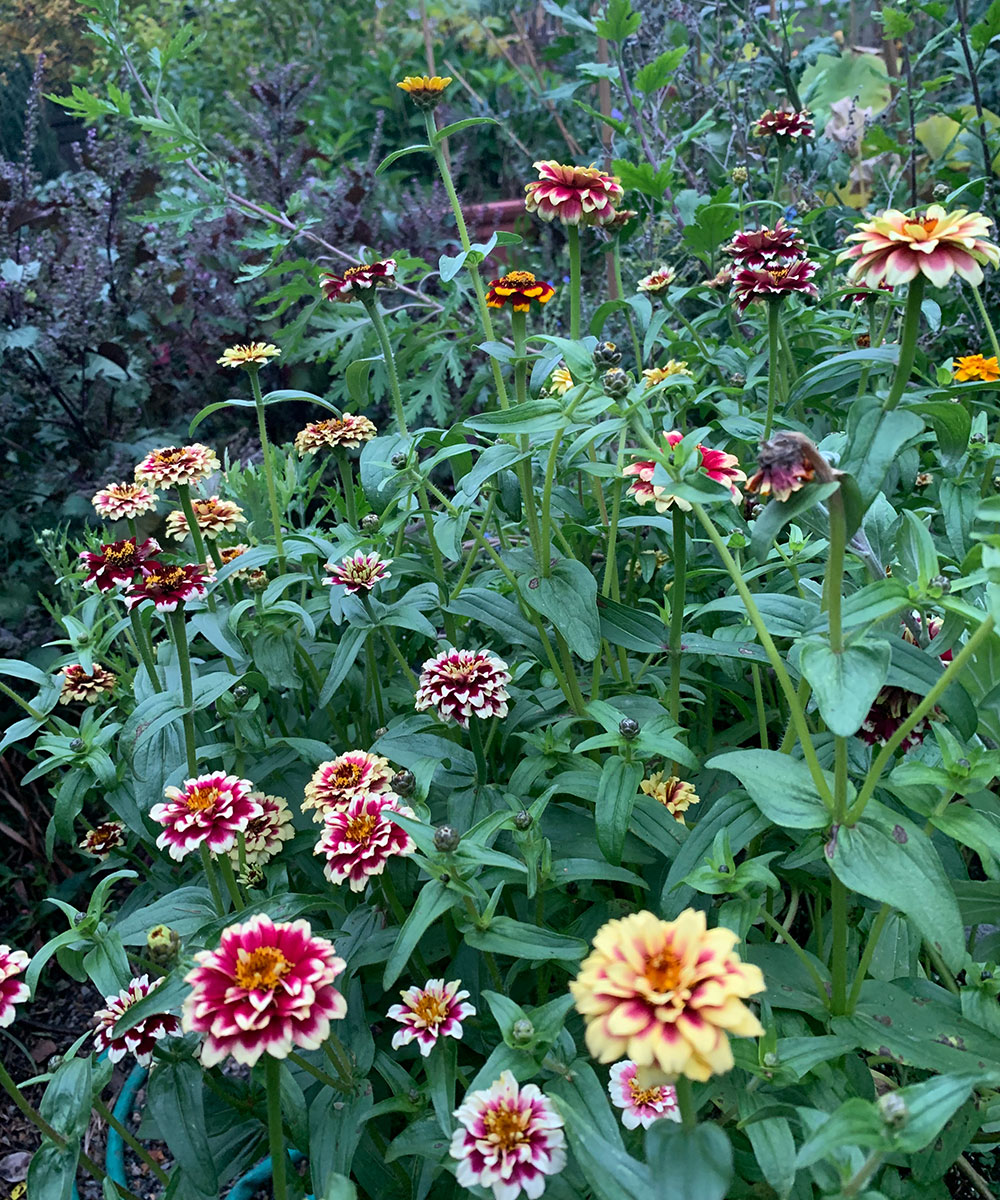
top-left (313, 794), bottom-right (416, 891)
top-left (0, 945), bottom-right (30, 1027)
top-left (92, 975), bottom-right (181, 1065)
top-left (149, 772), bottom-right (262, 861)
top-left (182, 914), bottom-right (347, 1067)
top-left (608, 1060), bottom-right (680, 1129)
top-left (388, 979), bottom-right (475, 1057)
top-left (414, 648), bottom-right (511, 728)
top-left (450, 1070), bottom-right (567, 1200)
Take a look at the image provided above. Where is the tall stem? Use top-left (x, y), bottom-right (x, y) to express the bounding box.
top-left (567, 224), bottom-right (583, 341)
top-left (365, 298), bottom-right (408, 435)
top-left (510, 309), bottom-right (544, 565)
top-left (247, 369), bottom-right (286, 570)
top-left (265, 1055), bottom-right (288, 1200)
top-left (168, 609), bottom-right (198, 775)
top-left (674, 1076), bottom-right (697, 1131)
top-left (882, 275), bottom-right (925, 411)
top-left (763, 302), bottom-right (782, 439)
top-left (336, 451), bottom-right (358, 527)
top-left (199, 841), bottom-right (225, 916)
top-left (612, 242), bottom-right (643, 371)
top-left (971, 284), bottom-right (1000, 362)
top-left (468, 717), bottom-right (489, 785)
top-left (668, 507), bottom-right (687, 723)
top-left (829, 875), bottom-right (850, 1015)
top-left (771, 143), bottom-right (784, 204)
top-left (846, 902), bottom-right (890, 1012)
top-left (0, 678), bottom-right (44, 720)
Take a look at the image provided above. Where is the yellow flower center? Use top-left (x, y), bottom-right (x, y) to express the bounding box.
top-left (154, 448), bottom-right (186, 464)
top-left (146, 566), bottom-right (187, 590)
top-left (412, 992), bottom-right (448, 1026)
top-left (220, 546), bottom-right (245, 564)
top-left (234, 946), bottom-right (291, 990)
top-left (185, 785), bottom-right (220, 812)
top-left (345, 812), bottom-right (379, 844)
top-left (645, 947), bottom-right (684, 993)
top-left (332, 762), bottom-right (364, 787)
top-left (105, 544), bottom-right (137, 565)
top-left (627, 1077), bottom-right (664, 1107)
top-left (501, 271), bottom-right (537, 286)
top-left (343, 265), bottom-right (372, 280)
top-left (482, 1102), bottom-right (530, 1151)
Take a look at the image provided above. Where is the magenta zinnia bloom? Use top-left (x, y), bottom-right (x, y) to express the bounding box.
top-left (313, 794), bottom-right (416, 891)
top-left (753, 107), bottom-right (814, 141)
top-left (323, 551), bottom-right (391, 594)
top-left (182, 914), bottom-right (347, 1067)
top-left (60, 663), bottom-right (117, 703)
top-left (321, 259), bottom-right (397, 302)
top-left (134, 444), bottom-right (220, 489)
top-left (524, 160), bottom-right (624, 226)
top-left (725, 219), bottom-right (806, 268)
top-left (0, 945), bottom-right (29, 1027)
top-left (450, 1070), bottom-right (567, 1200)
top-left (388, 978), bottom-right (476, 1057)
top-left (123, 563), bottom-right (212, 612)
top-left (732, 259), bottom-right (819, 311)
top-left (414, 648), bottom-right (511, 728)
top-left (92, 481), bottom-right (159, 521)
top-left (608, 1060), bottom-right (680, 1130)
top-left (80, 536), bottom-right (161, 591)
top-left (229, 793), bottom-right (294, 865)
top-left (302, 751), bottom-right (394, 821)
top-left (93, 975), bottom-right (181, 1065)
top-left (79, 820), bottom-right (126, 859)
top-left (149, 771), bottom-right (262, 861)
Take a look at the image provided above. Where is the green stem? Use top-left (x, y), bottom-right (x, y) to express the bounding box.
top-left (756, 905), bottom-right (829, 1000)
top-left (763, 302), bottom-right (782, 440)
top-left (94, 1095), bottom-right (171, 1186)
top-left (882, 275), bottom-right (925, 411)
top-left (323, 1033), bottom-right (356, 1087)
top-left (668, 507), bottom-right (687, 723)
top-left (829, 875), bottom-right (850, 1016)
top-left (175, 484), bottom-right (211, 576)
top-left (510, 309), bottom-right (544, 566)
top-left (567, 224), bottom-right (582, 341)
top-left (248, 369), bottom-right (286, 571)
top-left (336, 452), bottom-right (358, 527)
top-left (972, 284), bottom-right (1000, 362)
top-left (365, 637), bottom-right (386, 726)
top-left (751, 665), bottom-right (768, 748)
top-left (0, 677), bottom-right (45, 720)
top-left (468, 717), bottom-right (489, 784)
top-left (612, 243), bottom-right (643, 370)
top-left (846, 903), bottom-right (890, 1012)
top-left (771, 143), bottom-right (784, 204)
top-left (206, 541), bottom-right (237, 606)
top-left (168, 609), bottom-right (198, 774)
top-left (217, 853), bottom-right (245, 910)
top-left (674, 1076), bottom-right (697, 1131)
top-left (126, 516), bottom-right (137, 540)
top-left (451, 492), bottom-right (496, 602)
top-left (199, 841), bottom-right (225, 916)
top-left (287, 1050), bottom-right (349, 1093)
top-left (265, 1054), bottom-right (288, 1200)
top-left (365, 299), bottom-right (408, 435)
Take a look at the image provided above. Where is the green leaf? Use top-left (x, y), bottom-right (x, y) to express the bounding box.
top-left (750, 482), bottom-right (841, 561)
top-left (345, 356), bottom-right (379, 407)
top-left (434, 116), bottom-right (499, 143)
top-left (40, 1056), bottom-right (93, 1140)
top-left (798, 637), bottom-right (891, 737)
top-left (465, 398), bottom-right (563, 436)
top-left (930, 806), bottom-right (1000, 871)
top-left (892, 1074), bottom-right (985, 1152)
top-left (662, 795), bottom-right (771, 912)
top-left (595, 755), bottom-right (644, 865)
top-left (635, 47), bottom-right (686, 92)
top-left (319, 627), bottom-right (368, 705)
top-left (594, 0), bottom-right (642, 40)
top-left (971, 0), bottom-right (1000, 51)
top-left (739, 1091), bottom-right (796, 1199)
top-left (145, 1059), bottom-right (218, 1196)
top-left (382, 880), bottom-right (455, 989)
top-left (843, 404), bottom-right (925, 509)
top-left (680, 201), bottom-right (739, 262)
top-left (707, 750), bottom-right (835, 829)
top-left (375, 143), bottom-right (430, 174)
top-left (646, 1121), bottom-right (734, 1200)
top-left (549, 1094), bottom-right (650, 1200)
top-left (910, 400), bottom-right (971, 468)
top-left (795, 1098), bottom-right (885, 1167)
top-left (789, 347), bottom-right (898, 405)
top-left (518, 558), bottom-right (601, 661)
top-left (612, 159), bottom-right (673, 199)
top-left (462, 916), bottom-right (586, 961)
top-left (897, 510), bottom-right (940, 588)
top-left (26, 1144), bottom-right (79, 1200)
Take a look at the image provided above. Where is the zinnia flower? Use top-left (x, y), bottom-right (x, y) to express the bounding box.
top-left (640, 773), bottom-right (700, 821)
top-left (149, 771), bottom-right (263, 861)
top-left (450, 1070), bottom-right (567, 1200)
top-left (388, 978), bottom-right (476, 1057)
top-left (134, 444), bottom-right (220, 489)
top-left (0, 945), bottom-right (30, 1027)
top-left (228, 793), bottom-right (294, 865)
top-left (548, 366), bottom-right (574, 395)
top-left (731, 260), bottom-right (820, 311)
top-left (294, 414), bottom-right (378, 454)
top-left (414, 647), bottom-right (511, 728)
top-left (80, 536), bottom-right (161, 591)
top-left (165, 497), bottom-right (246, 541)
top-left (524, 160), bottom-right (624, 226)
top-left (753, 108), bottom-right (814, 141)
top-left (608, 1060), bottom-right (680, 1130)
top-left (92, 482), bottom-right (158, 521)
top-left (60, 663), bottom-right (116, 703)
top-left (837, 206), bottom-right (1000, 289)
top-left (182, 914), bottom-right (347, 1067)
top-left (954, 353), bottom-right (1000, 383)
top-left (848, 280), bottom-right (894, 304)
top-left (725, 219), bottom-right (806, 268)
top-left (302, 751), bottom-right (394, 821)
top-left (323, 551), bottom-right (391, 594)
top-left (643, 361), bottom-right (692, 388)
top-left (207, 543), bottom-right (251, 576)
top-left (79, 820), bottom-right (126, 859)
top-left (216, 342), bottom-right (281, 368)
top-left (569, 908), bottom-right (766, 1083)
top-left (396, 75), bottom-right (453, 109)
top-left (485, 270), bottom-right (556, 312)
top-left (123, 563), bottom-right (212, 612)
top-left (313, 793), bottom-right (416, 891)
top-left (624, 430), bottom-right (746, 513)
top-left (321, 260), bottom-right (397, 302)
top-left (859, 687), bottom-right (936, 750)
top-left (605, 208), bottom-right (639, 231)
top-left (637, 266), bottom-right (676, 294)
top-left (745, 433), bottom-right (816, 501)
top-left (93, 975), bottom-right (181, 1065)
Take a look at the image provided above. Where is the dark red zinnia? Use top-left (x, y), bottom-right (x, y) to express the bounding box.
top-left (80, 537), bottom-right (161, 592)
top-left (123, 563), bottom-right (212, 611)
top-left (731, 259), bottom-right (819, 312)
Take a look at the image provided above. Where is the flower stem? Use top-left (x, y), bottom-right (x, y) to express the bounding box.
top-left (168, 609), bottom-right (198, 775)
top-left (323, 1034), bottom-right (356, 1088)
top-left (763, 302), bottom-right (782, 439)
top-left (94, 1095), bottom-right (171, 1187)
top-left (175, 484), bottom-right (210, 574)
top-left (468, 717), bottom-right (489, 784)
top-left (612, 243), bottom-right (643, 371)
top-left (217, 853), bottom-right (245, 910)
top-left (829, 874), bottom-right (850, 1015)
top-left (364, 298), bottom-right (409, 435)
top-left (264, 1054), bottom-right (288, 1200)
top-left (510, 309), bottom-right (544, 566)
top-left (771, 143), bottom-right (784, 204)
top-left (882, 274), bottom-right (925, 411)
top-left (675, 1076), bottom-right (697, 1131)
top-left (0, 677), bottom-right (45, 720)
top-left (247, 369), bottom-right (286, 571)
top-left (971, 284), bottom-right (1000, 362)
top-left (567, 224), bottom-right (582, 341)
top-left (668, 507), bottom-right (687, 724)
top-left (287, 1050), bottom-right (349, 1094)
top-left (365, 637), bottom-right (386, 727)
top-left (846, 902), bottom-right (890, 1013)
top-left (199, 841), bottom-right (225, 915)
top-left (336, 451), bottom-right (358, 527)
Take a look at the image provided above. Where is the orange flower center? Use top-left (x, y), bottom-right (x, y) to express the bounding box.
top-left (345, 812), bottom-right (379, 843)
top-left (482, 1102), bottom-right (530, 1151)
top-left (105, 544), bottom-right (137, 566)
top-left (185, 785), bottom-right (220, 812)
top-left (412, 992), bottom-right (448, 1026)
top-left (645, 947), bottom-right (684, 993)
top-left (332, 762), bottom-right (364, 787)
top-left (627, 1077), bottom-right (664, 1107)
top-left (146, 567), bottom-right (187, 590)
top-left (220, 546), bottom-right (245, 564)
top-left (343, 265), bottom-right (372, 280)
top-left (234, 946), bottom-right (291, 990)
top-left (501, 271), bottom-right (537, 286)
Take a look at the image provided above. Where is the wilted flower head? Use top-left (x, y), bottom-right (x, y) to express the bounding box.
top-left (216, 342), bottom-right (281, 369)
top-left (165, 497), bottom-right (246, 541)
top-left (60, 663), bottom-right (116, 703)
top-left (79, 820), bottom-right (126, 859)
top-left (746, 431), bottom-right (824, 502)
top-left (415, 647), bottom-right (511, 727)
top-left (570, 908), bottom-right (766, 1083)
top-left (134, 444), bottom-right (220, 489)
top-left (0, 945), bottom-right (30, 1027)
top-left (524, 160), bottom-right (624, 226)
top-left (123, 563), bottom-right (212, 612)
top-left (182, 914), bottom-right (347, 1066)
top-left (396, 74), bottom-right (453, 109)
top-left (303, 751), bottom-right (394, 821)
top-left (605, 207), bottom-right (639, 231)
top-left (313, 793), bottom-right (416, 891)
top-left (624, 430), bottom-right (746, 513)
top-left (725, 219), bottom-right (806, 268)
top-left (388, 978), bottom-right (476, 1057)
top-left (92, 482), bottom-right (158, 522)
top-left (608, 1060), bottom-right (680, 1129)
top-left (149, 771), bottom-right (262, 861)
top-left (640, 773), bottom-right (700, 821)
top-left (93, 975), bottom-right (181, 1065)
top-left (294, 414), bottom-right (378, 454)
top-left (753, 107), bottom-right (814, 141)
top-left (637, 266), bottom-right (676, 294)
top-left (643, 361), bottom-right (692, 388)
top-left (954, 353), bottom-right (1000, 383)
top-left (485, 270), bottom-right (556, 312)
top-left (323, 551), bottom-right (391, 594)
top-left (731, 259), bottom-right (820, 311)
top-left (80, 536), bottom-right (161, 592)
top-left (450, 1070), bottom-right (567, 1200)
top-left (321, 259), bottom-right (397, 302)
top-left (838, 206), bottom-right (1000, 289)
top-left (228, 793), bottom-right (294, 866)
top-left (706, 266), bottom-right (733, 289)
top-left (825, 96), bottom-right (873, 156)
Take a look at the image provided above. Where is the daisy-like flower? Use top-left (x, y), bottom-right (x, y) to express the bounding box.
top-left (149, 771), bottom-right (263, 861)
top-left (524, 160), bottom-right (624, 227)
top-left (294, 414), bottom-right (378, 455)
top-left (450, 1070), bottom-right (567, 1200)
top-left (388, 978), bottom-right (476, 1057)
top-left (637, 266), bottom-right (676, 295)
top-left (0, 946), bottom-right (30, 1027)
top-left (414, 647), bottom-right (511, 728)
top-left (323, 551), bottom-right (391, 594)
top-left (746, 433), bottom-right (817, 502)
top-left (640, 773), bottom-right (700, 821)
top-left (605, 208), bottom-right (639, 232)
top-left (93, 975), bottom-right (181, 1065)
top-left (228, 794), bottom-right (294, 866)
top-left (80, 536), bottom-right (161, 592)
top-left (134, 444), bottom-right (220, 490)
top-left (165, 497), bottom-right (246, 541)
top-left (548, 365), bottom-right (574, 395)
top-left (216, 342), bottom-right (281, 369)
top-left (608, 1060), bottom-right (680, 1130)
top-left (302, 751), bottom-right (394, 821)
top-left (182, 914), bottom-right (347, 1067)
top-left (954, 353), bottom-right (1000, 383)
top-left (643, 361), bottom-right (692, 388)
top-left (60, 663), bottom-right (116, 704)
top-left (79, 820), bottom-right (126, 859)
top-left (321, 259), bottom-right (397, 303)
top-left (705, 266), bottom-right (733, 289)
top-left (207, 543), bottom-right (251, 577)
top-left (837, 206), bottom-right (1000, 289)
top-left (123, 563), bottom-right (212, 612)
top-left (624, 430), bottom-right (746, 513)
top-left (396, 74), bottom-right (453, 109)
top-left (485, 270), bottom-right (556, 312)
top-left (725, 219), bottom-right (806, 268)
top-left (569, 908), bottom-right (766, 1083)
top-left (313, 793), bottom-right (416, 891)
top-left (91, 482), bottom-right (158, 522)
top-left (731, 259), bottom-right (820, 311)
top-left (848, 280), bottom-right (894, 304)
top-left (753, 107), bottom-right (815, 142)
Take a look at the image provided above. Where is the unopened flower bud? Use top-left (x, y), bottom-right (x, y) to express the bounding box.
top-left (77, 633), bottom-right (90, 647)
top-left (239, 863), bottom-right (266, 889)
top-left (958, 758), bottom-right (971, 770)
top-left (392, 768), bottom-right (415, 797)
top-left (730, 372), bottom-right (745, 386)
top-left (233, 685), bottom-right (251, 704)
top-left (147, 924), bottom-right (180, 966)
top-left (514, 810), bottom-right (533, 831)
top-left (511, 1018), bottom-right (535, 1044)
top-left (877, 1091), bottom-right (908, 1127)
top-left (373, 726), bottom-right (388, 740)
top-left (593, 341), bottom-right (622, 367)
top-left (930, 574), bottom-right (951, 593)
top-left (70, 737), bottom-right (85, 752)
top-left (391, 452), bottom-right (407, 469)
top-left (762, 1051), bottom-right (779, 1067)
top-left (434, 825), bottom-right (461, 852)
top-left (933, 182), bottom-right (949, 200)
top-left (972, 432), bottom-right (987, 445)
top-left (360, 513), bottom-right (380, 533)
top-left (602, 367), bottom-right (630, 398)
top-left (731, 166), bottom-right (749, 184)
top-left (619, 717), bottom-right (640, 741)
top-left (246, 568), bottom-right (268, 592)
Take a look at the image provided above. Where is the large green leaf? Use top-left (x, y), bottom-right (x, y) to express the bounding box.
top-left (382, 879), bottom-right (456, 989)
top-left (798, 637), bottom-right (891, 737)
top-left (595, 755), bottom-right (644, 866)
top-left (145, 1059), bottom-right (218, 1196)
top-left (646, 1121), bottom-right (734, 1200)
top-left (519, 558), bottom-right (601, 661)
top-left (461, 916), bottom-right (586, 962)
top-left (706, 750), bottom-right (834, 829)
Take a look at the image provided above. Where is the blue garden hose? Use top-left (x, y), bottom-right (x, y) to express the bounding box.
top-left (227, 1148), bottom-right (311, 1200)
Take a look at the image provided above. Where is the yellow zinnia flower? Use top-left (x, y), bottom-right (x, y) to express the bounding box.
top-left (643, 360), bottom-right (692, 388)
top-left (397, 75), bottom-right (453, 109)
top-left (953, 353), bottom-right (1000, 383)
top-left (216, 342), bottom-right (281, 368)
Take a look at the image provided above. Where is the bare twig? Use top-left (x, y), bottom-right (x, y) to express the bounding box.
top-left (956, 1154), bottom-right (997, 1200)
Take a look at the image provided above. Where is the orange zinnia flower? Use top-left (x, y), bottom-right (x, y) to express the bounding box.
top-left (484, 270), bottom-right (555, 312)
top-left (953, 353), bottom-right (1000, 383)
